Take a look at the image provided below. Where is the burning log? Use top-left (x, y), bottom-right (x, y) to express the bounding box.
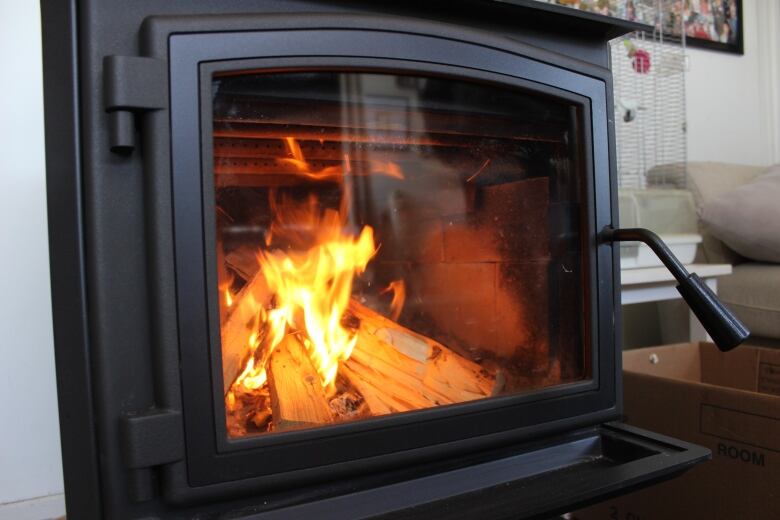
top-left (350, 300), bottom-right (495, 395)
top-left (340, 363), bottom-right (415, 414)
top-left (342, 300), bottom-right (495, 414)
top-left (267, 334), bottom-right (333, 431)
top-left (225, 384), bottom-right (272, 437)
top-left (225, 245), bottom-right (260, 283)
top-left (221, 272), bottom-right (271, 394)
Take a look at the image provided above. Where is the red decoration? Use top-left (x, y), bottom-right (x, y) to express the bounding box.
top-left (632, 49), bottom-right (651, 74)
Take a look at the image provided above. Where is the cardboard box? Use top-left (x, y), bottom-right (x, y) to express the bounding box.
top-left (575, 342), bottom-right (780, 520)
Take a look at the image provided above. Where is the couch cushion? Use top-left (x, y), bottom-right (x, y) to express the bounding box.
top-left (701, 166), bottom-right (780, 263)
top-left (719, 263), bottom-right (780, 339)
top-left (686, 162), bottom-right (767, 206)
top-left (647, 162), bottom-right (767, 264)
top-left (688, 163), bottom-right (768, 265)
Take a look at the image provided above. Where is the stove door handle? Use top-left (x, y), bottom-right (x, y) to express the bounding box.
top-left (601, 226), bottom-right (749, 352)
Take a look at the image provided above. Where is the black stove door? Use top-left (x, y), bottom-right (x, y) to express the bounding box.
top-left (158, 17), bottom-right (618, 496)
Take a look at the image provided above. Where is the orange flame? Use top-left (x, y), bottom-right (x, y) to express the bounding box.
top-left (219, 272), bottom-right (235, 310)
top-left (381, 279), bottom-right (406, 321)
top-left (233, 192), bottom-right (376, 393)
top-left (229, 138), bottom-right (407, 396)
top-left (235, 325), bottom-right (266, 390)
top-left (276, 137), bottom-right (404, 182)
top-left (274, 136), bottom-right (342, 182)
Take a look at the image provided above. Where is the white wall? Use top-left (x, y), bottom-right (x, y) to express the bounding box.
top-left (685, 0), bottom-right (780, 166)
top-left (0, 0), bottom-right (64, 513)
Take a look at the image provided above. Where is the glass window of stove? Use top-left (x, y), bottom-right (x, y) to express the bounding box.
top-left (211, 71), bottom-right (589, 438)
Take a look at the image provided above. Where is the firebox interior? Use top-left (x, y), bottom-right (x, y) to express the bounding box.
top-left (212, 71), bottom-right (589, 438)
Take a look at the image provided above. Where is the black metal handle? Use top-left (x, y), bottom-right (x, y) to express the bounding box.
top-left (601, 226), bottom-right (749, 351)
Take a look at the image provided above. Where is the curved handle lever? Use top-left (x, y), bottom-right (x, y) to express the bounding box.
top-left (601, 226), bottom-right (749, 352)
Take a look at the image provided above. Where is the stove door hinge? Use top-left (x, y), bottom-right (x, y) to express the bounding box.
top-left (103, 55), bottom-right (167, 154)
top-left (120, 409), bottom-right (184, 470)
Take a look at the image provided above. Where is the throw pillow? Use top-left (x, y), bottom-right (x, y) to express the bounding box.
top-left (701, 165), bottom-right (780, 263)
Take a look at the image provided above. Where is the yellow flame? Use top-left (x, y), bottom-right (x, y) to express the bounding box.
top-left (258, 210), bottom-right (375, 390)
top-left (228, 138), bottom-right (405, 396)
top-left (235, 327), bottom-right (266, 389)
top-left (219, 272), bottom-right (235, 310)
top-left (232, 192), bottom-right (376, 393)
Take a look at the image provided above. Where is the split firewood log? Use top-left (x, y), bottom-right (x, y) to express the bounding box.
top-left (221, 272), bottom-right (272, 394)
top-left (267, 334), bottom-right (333, 431)
top-left (349, 300), bottom-right (494, 393)
top-left (342, 300), bottom-right (495, 415)
top-left (225, 245), bottom-right (260, 283)
top-left (340, 363), bottom-right (414, 415)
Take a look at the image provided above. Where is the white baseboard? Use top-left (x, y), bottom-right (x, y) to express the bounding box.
top-left (0, 494), bottom-right (66, 520)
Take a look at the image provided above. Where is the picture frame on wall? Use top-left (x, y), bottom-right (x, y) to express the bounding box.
top-left (665, 0), bottom-right (743, 54)
top-left (531, 0), bottom-right (744, 55)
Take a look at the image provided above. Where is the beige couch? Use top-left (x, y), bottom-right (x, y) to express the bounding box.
top-left (648, 162), bottom-right (780, 345)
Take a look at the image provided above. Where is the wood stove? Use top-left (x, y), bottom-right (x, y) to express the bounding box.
top-left (40, 1), bottom-right (747, 518)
